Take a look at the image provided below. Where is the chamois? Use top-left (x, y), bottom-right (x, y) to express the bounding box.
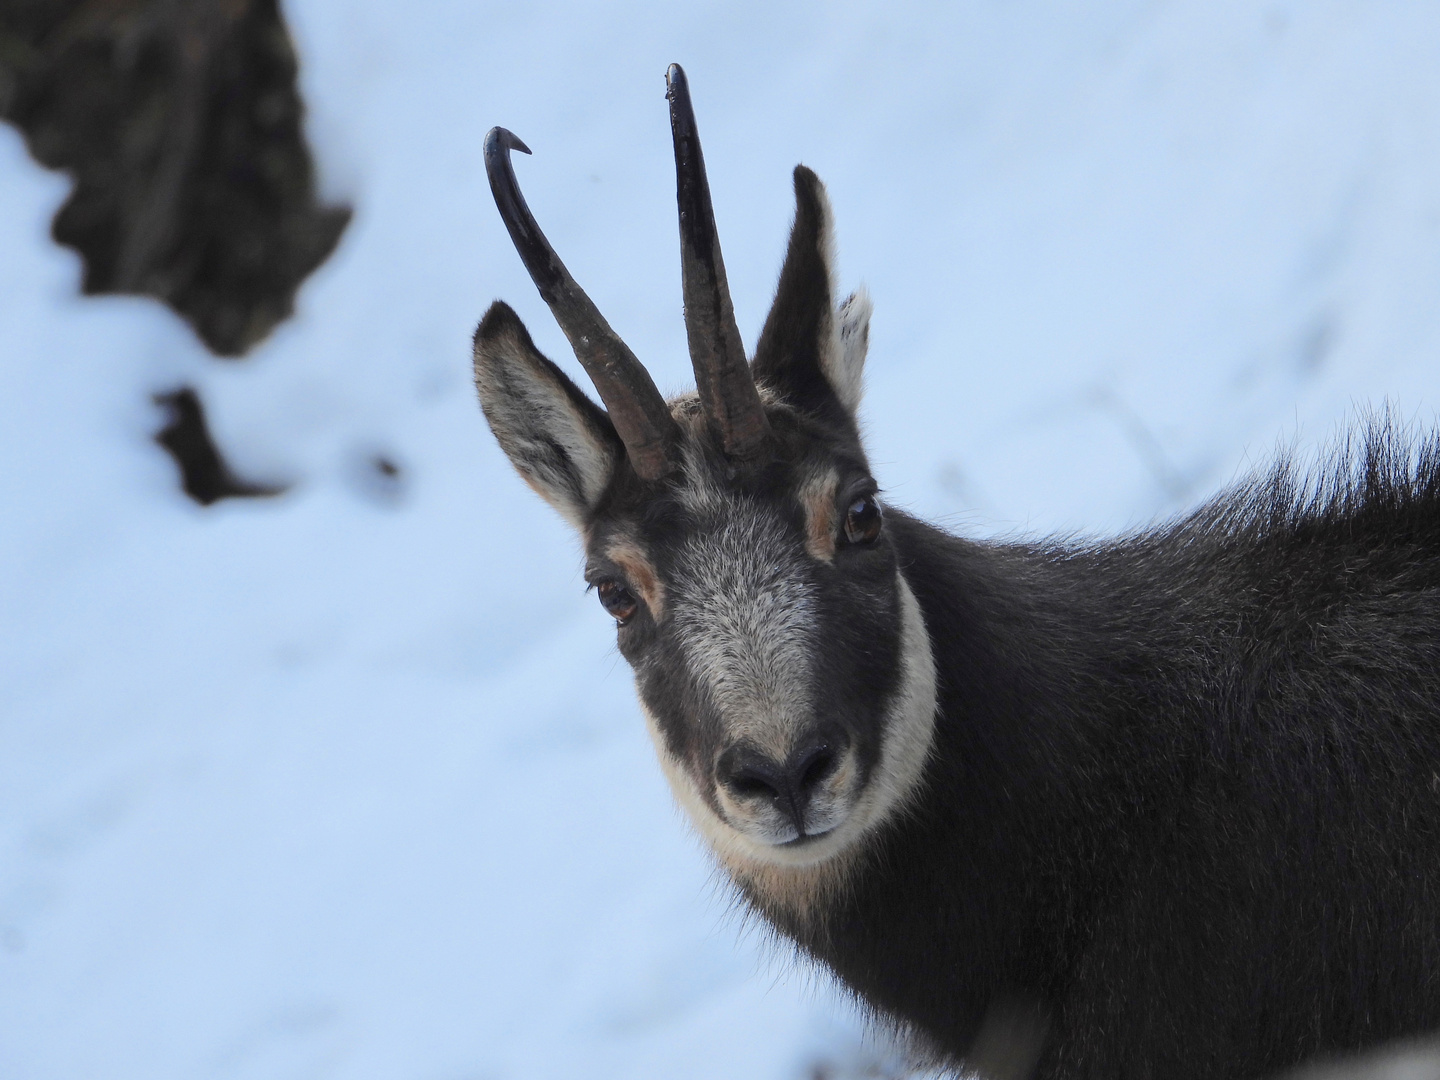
top-left (471, 64), bottom-right (1440, 1080)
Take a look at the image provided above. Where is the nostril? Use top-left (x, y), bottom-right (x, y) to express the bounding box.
top-left (718, 749), bottom-right (786, 802)
top-left (729, 768), bottom-right (782, 800)
top-left (793, 743), bottom-right (838, 795)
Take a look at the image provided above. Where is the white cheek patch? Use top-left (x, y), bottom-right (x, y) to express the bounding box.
top-left (847, 575), bottom-right (938, 837)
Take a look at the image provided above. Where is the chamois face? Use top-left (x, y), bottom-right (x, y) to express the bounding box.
top-left (579, 391), bottom-right (935, 869)
top-left (476, 292), bottom-right (937, 871)
top-left (473, 81), bottom-right (937, 873)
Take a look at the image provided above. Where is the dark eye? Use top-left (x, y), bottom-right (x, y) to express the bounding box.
top-left (843, 495), bottom-right (883, 545)
top-left (596, 580), bottom-right (639, 624)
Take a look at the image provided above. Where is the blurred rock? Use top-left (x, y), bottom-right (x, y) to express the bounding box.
top-left (345, 448), bottom-right (406, 507)
top-left (0, 0), bottom-right (350, 356)
top-left (153, 385), bottom-right (284, 504)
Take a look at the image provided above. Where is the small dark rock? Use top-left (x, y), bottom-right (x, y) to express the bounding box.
top-left (346, 448), bottom-right (406, 506)
top-left (153, 385), bottom-right (284, 505)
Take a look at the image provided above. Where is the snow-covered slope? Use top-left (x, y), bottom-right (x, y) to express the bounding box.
top-left (5, 2), bottom-right (1440, 1077)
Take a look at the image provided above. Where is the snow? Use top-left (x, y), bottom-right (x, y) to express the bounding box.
top-left (5, 2), bottom-right (1440, 1077)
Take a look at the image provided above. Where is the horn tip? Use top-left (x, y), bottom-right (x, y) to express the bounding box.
top-left (485, 127), bottom-right (532, 157)
top-left (665, 63), bottom-right (687, 93)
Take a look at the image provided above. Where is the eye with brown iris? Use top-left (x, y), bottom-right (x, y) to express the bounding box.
top-left (596, 580), bottom-right (639, 625)
top-left (843, 495), bottom-right (883, 545)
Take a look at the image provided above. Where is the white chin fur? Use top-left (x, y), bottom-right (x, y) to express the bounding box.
top-left (642, 573), bottom-right (938, 870)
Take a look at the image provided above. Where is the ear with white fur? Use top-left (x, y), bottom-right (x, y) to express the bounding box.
top-left (473, 301), bottom-right (621, 529)
top-left (752, 167), bottom-right (870, 423)
top-left (831, 287), bottom-right (872, 415)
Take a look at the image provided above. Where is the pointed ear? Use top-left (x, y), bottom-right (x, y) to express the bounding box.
top-left (752, 167), bottom-right (871, 422)
top-left (473, 301), bottom-right (622, 529)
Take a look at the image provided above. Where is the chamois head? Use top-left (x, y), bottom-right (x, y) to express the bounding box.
top-left (474, 66), bottom-right (936, 879)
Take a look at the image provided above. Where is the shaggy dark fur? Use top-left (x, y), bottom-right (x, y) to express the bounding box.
top-left (756, 423), bottom-right (1440, 1079)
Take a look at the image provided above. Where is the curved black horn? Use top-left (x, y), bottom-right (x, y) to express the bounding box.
top-left (665, 64), bottom-right (771, 461)
top-left (484, 126), bottom-right (678, 481)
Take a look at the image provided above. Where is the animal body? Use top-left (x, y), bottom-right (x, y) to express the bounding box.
top-left (472, 65), bottom-right (1440, 1080)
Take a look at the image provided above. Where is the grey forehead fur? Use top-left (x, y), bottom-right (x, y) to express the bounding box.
top-left (668, 488), bottom-right (819, 764)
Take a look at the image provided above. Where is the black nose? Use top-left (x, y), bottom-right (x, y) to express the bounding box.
top-left (717, 738), bottom-right (843, 835)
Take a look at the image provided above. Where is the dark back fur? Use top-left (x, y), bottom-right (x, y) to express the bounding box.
top-left (752, 421), bottom-right (1440, 1079)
